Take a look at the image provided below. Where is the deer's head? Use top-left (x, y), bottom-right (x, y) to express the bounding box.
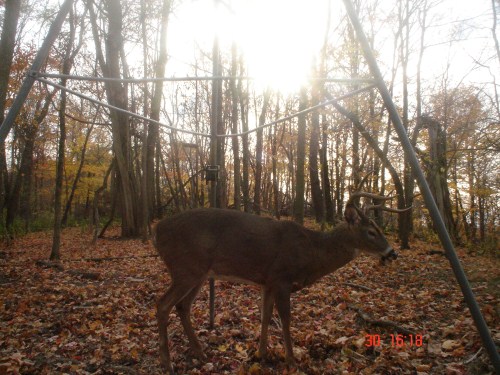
top-left (344, 192), bottom-right (402, 263)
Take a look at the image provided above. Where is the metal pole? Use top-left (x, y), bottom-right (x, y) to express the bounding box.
top-left (342, 0), bottom-right (500, 371)
top-left (208, 13), bottom-right (222, 329)
top-left (0, 0), bottom-right (74, 143)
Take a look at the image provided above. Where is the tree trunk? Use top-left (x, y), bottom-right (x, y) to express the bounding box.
top-left (332, 102), bottom-right (406, 222)
top-left (89, 0), bottom-right (139, 236)
top-left (293, 88), bottom-right (307, 224)
top-left (230, 43), bottom-right (241, 210)
top-left (51, 9), bottom-right (77, 260)
top-left (253, 91), bottom-right (270, 215)
top-left (148, 0), bottom-right (171, 218)
top-left (309, 75), bottom-right (324, 223)
top-left (62, 123), bottom-right (93, 226)
top-left (272, 97), bottom-right (281, 219)
top-left (6, 89), bottom-right (56, 236)
top-left (0, 0), bottom-right (21, 211)
top-left (423, 117), bottom-right (459, 244)
top-left (239, 58), bottom-right (250, 212)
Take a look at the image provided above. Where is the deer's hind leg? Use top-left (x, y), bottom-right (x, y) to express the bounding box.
top-left (275, 288), bottom-right (295, 366)
top-left (257, 287), bottom-right (276, 360)
top-left (157, 281), bottom-right (197, 373)
top-left (175, 280), bottom-right (206, 360)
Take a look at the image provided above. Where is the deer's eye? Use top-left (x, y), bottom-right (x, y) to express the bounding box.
top-left (367, 229), bottom-right (377, 239)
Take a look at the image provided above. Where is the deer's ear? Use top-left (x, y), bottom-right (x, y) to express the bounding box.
top-left (344, 204), bottom-right (361, 226)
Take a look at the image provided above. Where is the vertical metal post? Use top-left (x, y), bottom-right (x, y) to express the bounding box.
top-left (208, 5), bottom-right (222, 328)
top-left (342, 0), bottom-right (500, 371)
top-left (0, 0), bottom-right (74, 143)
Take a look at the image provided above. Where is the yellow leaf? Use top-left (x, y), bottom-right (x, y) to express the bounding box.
top-left (248, 363), bottom-right (262, 374)
top-left (442, 340), bottom-right (460, 351)
top-left (88, 320), bottom-right (102, 331)
top-left (416, 364), bottom-right (431, 371)
top-left (218, 344), bottom-right (228, 352)
top-left (130, 348), bottom-right (139, 360)
top-left (354, 336), bottom-right (365, 349)
top-left (335, 336), bottom-right (349, 345)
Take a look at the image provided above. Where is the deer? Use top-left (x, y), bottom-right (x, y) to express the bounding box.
top-left (154, 193), bottom-right (403, 374)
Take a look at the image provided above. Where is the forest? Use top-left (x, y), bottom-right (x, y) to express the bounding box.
top-left (0, 0), bottom-right (499, 374)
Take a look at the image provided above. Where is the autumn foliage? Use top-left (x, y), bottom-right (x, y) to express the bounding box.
top-left (0, 227), bottom-right (498, 374)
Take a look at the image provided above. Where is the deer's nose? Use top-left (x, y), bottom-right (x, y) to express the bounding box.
top-left (381, 248), bottom-right (398, 263)
top-left (386, 249), bottom-right (398, 260)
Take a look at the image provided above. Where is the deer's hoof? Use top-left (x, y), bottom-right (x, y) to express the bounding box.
top-left (255, 349), bottom-right (267, 361)
top-left (160, 360), bottom-right (175, 375)
top-left (189, 349), bottom-right (206, 362)
top-left (285, 356), bottom-right (297, 367)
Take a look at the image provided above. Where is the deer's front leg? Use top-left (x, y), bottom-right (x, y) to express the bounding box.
top-left (275, 288), bottom-right (295, 366)
top-left (257, 287), bottom-right (275, 360)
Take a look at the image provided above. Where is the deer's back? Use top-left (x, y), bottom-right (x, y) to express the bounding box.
top-left (154, 208), bottom-right (316, 285)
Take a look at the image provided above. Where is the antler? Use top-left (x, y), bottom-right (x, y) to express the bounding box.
top-left (346, 191), bottom-right (412, 215)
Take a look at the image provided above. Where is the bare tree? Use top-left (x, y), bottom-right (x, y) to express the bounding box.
top-left (253, 90), bottom-right (270, 214)
top-left (293, 88), bottom-right (307, 224)
top-left (0, 0), bottom-right (21, 211)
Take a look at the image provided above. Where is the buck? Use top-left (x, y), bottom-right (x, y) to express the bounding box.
top-left (154, 193), bottom-right (401, 373)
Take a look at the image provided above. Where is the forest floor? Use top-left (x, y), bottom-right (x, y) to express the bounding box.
top-left (0, 225), bottom-right (498, 374)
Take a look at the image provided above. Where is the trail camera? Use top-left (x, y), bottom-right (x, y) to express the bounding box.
top-left (205, 165), bottom-right (220, 182)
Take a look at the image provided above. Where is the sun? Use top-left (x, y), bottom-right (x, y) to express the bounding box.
top-left (170, 0), bottom-right (330, 94)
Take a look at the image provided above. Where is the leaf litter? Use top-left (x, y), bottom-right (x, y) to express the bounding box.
top-left (0, 227), bottom-right (498, 374)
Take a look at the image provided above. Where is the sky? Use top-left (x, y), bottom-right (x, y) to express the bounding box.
top-left (165, 0), bottom-right (496, 94)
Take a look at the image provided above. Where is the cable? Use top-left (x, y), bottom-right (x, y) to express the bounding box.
top-left (34, 75), bottom-right (375, 139)
top-left (32, 70), bottom-right (374, 85)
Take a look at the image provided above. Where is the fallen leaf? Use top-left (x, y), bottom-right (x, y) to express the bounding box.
top-left (442, 340), bottom-right (460, 351)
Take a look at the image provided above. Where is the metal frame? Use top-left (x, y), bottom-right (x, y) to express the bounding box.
top-left (342, 0), bottom-right (499, 371)
top-left (31, 73), bottom-right (375, 138)
top-left (0, 0), bottom-right (497, 370)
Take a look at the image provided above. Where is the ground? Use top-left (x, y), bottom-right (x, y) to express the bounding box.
top-left (0, 226), bottom-right (498, 374)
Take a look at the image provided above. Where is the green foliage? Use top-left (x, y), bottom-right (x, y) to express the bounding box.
top-left (0, 209), bottom-right (114, 240)
top-left (466, 237), bottom-right (500, 257)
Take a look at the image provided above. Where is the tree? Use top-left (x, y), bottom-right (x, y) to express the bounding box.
top-left (88, 0), bottom-right (140, 237)
top-left (0, 0), bottom-right (21, 211)
top-left (51, 7), bottom-right (83, 260)
top-left (293, 88), bottom-right (307, 224)
top-left (253, 90), bottom-right (270, 214)
top-left (148, 0), bottom-right (171, 219)
top-left (419, 115), bottom-right (458, 244)
top-left (230, 43), bottom-right (241, 210)
top-left (309, 69), bottom-right (325, 223)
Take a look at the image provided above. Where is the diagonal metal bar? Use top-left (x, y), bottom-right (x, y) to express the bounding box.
top-left (0, 0), bottom-right (74, 143)
top-left (342, 0), bottom-right (500, 371)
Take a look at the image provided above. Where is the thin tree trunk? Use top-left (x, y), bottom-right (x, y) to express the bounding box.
top-left (309, 73), bottom-right (324, 223)
top-left (272, 96), bottom-right (280, 219)
top-left (239, 58), bottom-right (250, 212)
top-left (400, 0), bottom-right (413, 249)
top-left (230, 43), bottom-right (241, 210)
top-left (422, 117), bottom-right (459, 244)
top-left (293, 88), bottom-right (307, 224)
top-left (139, 0), bottom-right (150, 242)
top-left (61, 123), bottom-right (93, 226)
top-left (0, 0), bottom-right (21, 211)
top-left (51, 9), bottom-right (77, 260)
top-left (253, 90), bottom-right (270, 215)
top-left (89, 0), bottom-right (138, 236)
top-left (93, 160), bottom-right (114, 243)
top-left (148, 0), bottom-right (171, 218)
top-left (332, 102), bottom-right (406, 219)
